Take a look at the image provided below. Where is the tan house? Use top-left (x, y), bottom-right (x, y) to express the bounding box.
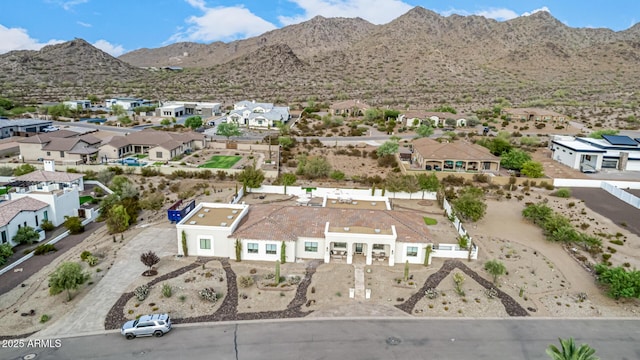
top-left (398, 111), bottom-right (469, 128)
top-left (18, 132), bottom-right (101, 164)
top-left (330, 100), bottom-right (370, 117)
top-left (99, 129), bottom-right (206, 161)
top-left (501, 108), bottom-right (566, 122)
top-left (412, 138), bottom-right (500, 172)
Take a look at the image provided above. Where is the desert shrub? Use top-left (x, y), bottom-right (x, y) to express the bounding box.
top-left (610, 239), bottom-right (624, 246)
top-left (551, 188), bottom-right (571, 198)
top-left (199, 287), bottom-right (218, 303)
top-left (441, 175), bottom-right (465, 186)
top-left (40, 220), bottom-right (55, 231)
top-left (601, 253), bottom-right (612, 261)
top-left (85, 255), bottom-right (99, 267)
top-left (40, 314), bottom-right (50, 323)
top-left (162, 283), bottom-right (172, 298)
top-left (238, 275), bottom-right (254, 288)
top-left (134, 284), bottom-right (150, 301)
top-left (80, 250), bottom-right (92, 261)
top-left (34, 243), bottom-right (57, 255)
top-left (472, 174), bottom-right (489, 183)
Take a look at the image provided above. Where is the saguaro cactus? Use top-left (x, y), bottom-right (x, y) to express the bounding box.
top-left (275, 260), bottom-right (281, 285)
top-left (404, 260), bottom-right (409, 282)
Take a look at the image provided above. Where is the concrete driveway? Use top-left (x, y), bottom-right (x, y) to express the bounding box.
top-left (36, 226), bottom-right (176, 338)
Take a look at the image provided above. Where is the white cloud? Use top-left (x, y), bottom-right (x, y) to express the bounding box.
top-left (77, 21), bottom-right (92, 27)
top-left (168, 1), bottom-right (277, 43)
top-left (440, 6), bottom-right (552, 22)
top-left (46, 0), bottom-right (89, 11)
top-left (278, 0), bottom-right (413, 25)
top-left (0, 24), bottom-right (64, 54)
top-left (93, 39), bottom-right (125, 57)
top-left (521, 7), bottom-right (551, 17)
top-left (476, 8), bottom-right (519, 21)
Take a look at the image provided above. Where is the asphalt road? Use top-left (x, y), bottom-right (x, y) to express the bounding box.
top-left (2, 319), bottom-right (638, 360)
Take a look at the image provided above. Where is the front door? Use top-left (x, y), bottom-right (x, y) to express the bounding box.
top-left (355, 243), bottom-right (363, 254)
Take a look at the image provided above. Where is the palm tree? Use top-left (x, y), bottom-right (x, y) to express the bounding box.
top-left (546, 338), bottom-right (599, 360)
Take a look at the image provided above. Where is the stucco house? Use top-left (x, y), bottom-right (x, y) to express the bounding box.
top-left (329, 100), bottom-right (370, 117)
top-left (0, 197), bottom-right (49, 246)
top-left (0, 119), bottom-right (53, 139)
top-left (550, 135), bottom-right (640, 172)
top-left (99, 129), bottom-right (206, 161)
top-left (104, 98), bottom-right (154, 111)
top-left (63, 100), bottom-right (92, 110)
top-left (156, 101), bottom-right (221, 118)
top-left (2, 164), bottom-right (84, 245)
top-left (226, 100), bottom-right (290, 128)
top-left (19, 132), bottom-right (101, 164)
top-left (412, 138), bottom-right (500, 172)
top-left (177, 202), bottom-right (436, 266)
top-left (501, 108), bottom-right (566, 122)
top-left (398, 111), bottom-right (469, 128)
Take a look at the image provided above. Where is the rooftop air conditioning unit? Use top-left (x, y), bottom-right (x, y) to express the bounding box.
top-left (198, 214), bottom-right (204, 218)
top-left (374, 229), bottom-right (381, 233)
top-left (204, 209), bottom-right (210, 213)
top-left (371, 202), bottom-right (377, 206)
top-left (344, 227), bottom-right (350, 232)
top-left (190, 221), bottom-right (197, 225)
top-left (232, 210), bottom-right (238, 214)
top-left (227, 215), bottom-right (234, 219)
top-left (220, 222), bottom-right (227, 226)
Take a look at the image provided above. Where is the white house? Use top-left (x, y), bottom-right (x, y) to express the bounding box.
top-left (226, 100), bottom-right (290, 128)
top-left (550, 134), bottom-right (640, 172)
top-left (63, 100), bottom-right (92, 111)
top-left (7, 163), bottom-right (83, 227)
top-left (157, 101), bottom-right (222, 118)
top-left (176, 202), bottom-right (435, 266)
top-left (0, 197), bottom-right (49, 246)
top-left (104, 98), bottom-right (154, 111)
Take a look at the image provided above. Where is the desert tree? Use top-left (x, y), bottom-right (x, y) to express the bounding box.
top-left (184, 116), bottom-right (203, 130)
top-left (216, 122), bottom-right (242, 144)
top-left (49, 262), bottom-right (90, 301)
top-left (106, 204), bottom-right (130, 233)
top-left (452, 186), bottom-right (487, 222)
top-left (140, 251), bottom-right (160, 275)
top-left (236, 162), bottom-right (265, 193)
top-left (64, 216), bottom-right (84, 234)
top-left (415, 124), bottom-right (434, 138)
top-left (281, 173), bottom-right (297, 195)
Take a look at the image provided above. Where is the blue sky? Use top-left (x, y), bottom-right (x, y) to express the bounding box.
top-left (0, 0), bottom-right (638, 56)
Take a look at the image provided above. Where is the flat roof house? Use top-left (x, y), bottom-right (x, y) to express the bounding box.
top-left (0, 119), bottom-right (53, 139)
top-left (550, 135), bottom-right (640, 172)
top-left (157, 101), bottom-right (222, 118)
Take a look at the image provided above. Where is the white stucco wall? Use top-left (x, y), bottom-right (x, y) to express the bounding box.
top-left (2, 206), bottom-right (49, 246)
top-left (11, 186), bottom-right (80, 227)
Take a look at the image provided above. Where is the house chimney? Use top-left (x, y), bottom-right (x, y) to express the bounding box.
top-left (43, 159), bottom-right (55, 172)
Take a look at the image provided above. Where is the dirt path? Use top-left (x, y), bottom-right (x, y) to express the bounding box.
top-left (471, 200), bottom-right (616, 313)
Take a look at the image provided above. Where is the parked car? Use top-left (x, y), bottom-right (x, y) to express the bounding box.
top-left (433, 165), bottom-right (442, 171)
top-left (121, 314), bottom-right (171, 339)
top-left (425, 165), bottom-right (432, 170)
top-left (42, 126), bottom-right (59, 132)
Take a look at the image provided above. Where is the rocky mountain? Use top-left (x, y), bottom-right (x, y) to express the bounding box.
top-left (2, 7), bottom-right (640, 107)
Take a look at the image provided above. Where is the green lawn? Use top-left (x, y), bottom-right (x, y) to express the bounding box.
top-left (134, 154), bottom-right (148, 159)
top-left (79, 195), bottom-right (94, 205)
top-left (198, 155), bottom-right (242, 169)
top-left (423, 217), bottom-right (438, 225)
top-left (0, 187), bottom-right (8, 195)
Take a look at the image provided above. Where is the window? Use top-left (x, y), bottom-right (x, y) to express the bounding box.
top-left (199, 238), bottom-right (211, 250)
top-left (1, 231), bottom-right (6, 244)
top-left (60, 151), bottom-right (65, 158)
top-left (46, 151), bottom-right (51, 156)
top-left (35, 215), bottom-right (39, 226)
top-left (248, 243), bottom-right (258, 254)
top-left (585, 155), bottom-right (591, 161)
top-left (266, 244), bottom-right (276, 254)
top-left (44, 211), bottom-right (48, 221)
top-left (373, 244), bottom-right (385, 250)
top-left (406, 247), bottom-right (418, 257)
top-left (333, 242), bottom-right (347, 249)
top-left (305, 242), bottom-right (318, 252)
top-left (156, 152), bottom-right (162, 158)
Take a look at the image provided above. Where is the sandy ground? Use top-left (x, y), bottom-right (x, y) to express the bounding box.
top-left (1, 186), bottom-right (639, 339)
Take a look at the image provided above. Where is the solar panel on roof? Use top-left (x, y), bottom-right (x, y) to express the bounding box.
top-left (601, 135), bottom-right (638, 146)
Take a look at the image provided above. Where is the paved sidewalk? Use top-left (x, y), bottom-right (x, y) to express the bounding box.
top-left (353, 264), bottom-right (365, 299)
top-left (36, 227), bottom-right (176, 338)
